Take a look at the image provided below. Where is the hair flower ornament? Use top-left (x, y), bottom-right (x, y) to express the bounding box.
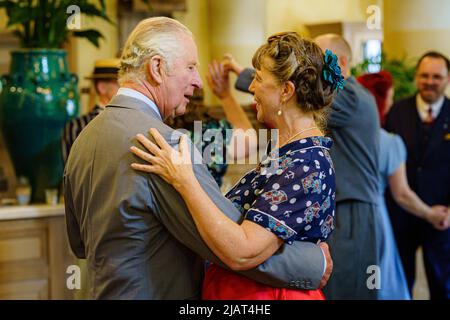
top-left (323, 49), bottom-right (345, 91)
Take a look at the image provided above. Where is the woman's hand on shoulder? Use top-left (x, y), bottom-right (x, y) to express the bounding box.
top-left (130, 128), bottom-right (195, 191)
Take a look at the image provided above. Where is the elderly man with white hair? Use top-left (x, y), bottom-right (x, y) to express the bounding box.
top-left (63, 17), bottom-right (331, 299)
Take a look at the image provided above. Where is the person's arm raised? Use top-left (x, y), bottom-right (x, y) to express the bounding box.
top-left (207, 60), bottom-right (257, 161)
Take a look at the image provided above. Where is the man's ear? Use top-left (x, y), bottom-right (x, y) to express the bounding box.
top-left (339, 55), bottom-right (349, 74)
top-left (147, 55), bottom-right (164, 84)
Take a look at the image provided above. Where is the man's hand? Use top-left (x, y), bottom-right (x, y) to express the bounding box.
top-left (426, 205), bottom-right (450, 231)
top-left (319, 242), bottom-right (333, 289)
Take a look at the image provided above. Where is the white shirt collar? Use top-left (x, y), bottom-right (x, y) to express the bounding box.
top-left (116, 87), bottom-right (163, 121)
top-left (416, 94), bottom-right (445, 121)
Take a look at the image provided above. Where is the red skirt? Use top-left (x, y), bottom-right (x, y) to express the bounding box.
top-left (202, 264), bottom-right (325, 300)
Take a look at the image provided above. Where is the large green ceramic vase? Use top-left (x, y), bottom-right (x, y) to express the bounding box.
top-left (0, 49), bottom-right (79, 203)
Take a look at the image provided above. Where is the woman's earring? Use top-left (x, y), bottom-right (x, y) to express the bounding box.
top-left (278, 100), bottom-right (284, 116)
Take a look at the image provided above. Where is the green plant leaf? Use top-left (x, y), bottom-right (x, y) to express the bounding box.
top-left (5, 2), bottom-right (36, 27)
top-left (352, 52), bottom-right (417, 101)
top-left (0, 0), bottom-right (14, 10)
top-left (1, 0), bottom-right (114, 48)
top-left (75, 1), bottom-right (113, 24)
top-left (11, 29), bottom-right (24, 46)
top-left (73, 29), bottom-right (104, 48)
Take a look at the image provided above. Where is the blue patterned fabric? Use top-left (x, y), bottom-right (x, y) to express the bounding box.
top-left (226, 136), bottom-right (336, 244)
top-left (187, 119), bottom-right (232, 187)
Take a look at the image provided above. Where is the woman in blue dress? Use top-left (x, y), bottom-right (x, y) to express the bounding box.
top-left (358, 72), bottom-right (449, 299)
top-left (377, 128), bottom-right (411, 299)
top-left (130, 32), bottom-right (343, 299)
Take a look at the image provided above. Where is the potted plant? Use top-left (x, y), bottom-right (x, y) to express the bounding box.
top-left (0, 0), bottom-right (113, 202)
top-left (351, 52), bottom-right (417, 102)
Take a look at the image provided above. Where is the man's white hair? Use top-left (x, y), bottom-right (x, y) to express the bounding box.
top-left (118, 17), bottom-right (193, 85)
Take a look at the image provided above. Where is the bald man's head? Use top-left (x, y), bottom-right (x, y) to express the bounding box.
top-left (314, 34), bottom-right (352, 78)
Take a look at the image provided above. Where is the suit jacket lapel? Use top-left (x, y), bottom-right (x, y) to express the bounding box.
top-left (422, 97), bottom-right (450, 161)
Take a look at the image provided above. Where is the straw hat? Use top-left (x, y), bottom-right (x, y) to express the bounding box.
top-left (85, 58), bottom-right (120, 80)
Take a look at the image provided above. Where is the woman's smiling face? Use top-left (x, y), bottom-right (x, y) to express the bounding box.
top-left (249, 57), bottom-right (283, 127)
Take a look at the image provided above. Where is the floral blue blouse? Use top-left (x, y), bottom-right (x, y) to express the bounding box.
top-left (225, 136), bottom-right (336, 244)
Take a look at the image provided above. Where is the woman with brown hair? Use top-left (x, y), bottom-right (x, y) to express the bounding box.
top-left (130, 32), bottom-right (343, 299)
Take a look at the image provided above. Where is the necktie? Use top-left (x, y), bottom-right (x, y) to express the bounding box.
top-left (425, 106), bottom-right (433, 124)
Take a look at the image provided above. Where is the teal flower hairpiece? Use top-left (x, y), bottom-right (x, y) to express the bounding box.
top-left (323, 49), bottom-right (345, 91)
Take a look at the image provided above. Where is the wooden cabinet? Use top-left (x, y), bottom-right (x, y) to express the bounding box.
top-left (0, 206), bottom-right (75, 299)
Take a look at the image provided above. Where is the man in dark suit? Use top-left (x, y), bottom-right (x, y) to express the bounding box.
top-left (64, 17), bottom-right (332, 299)
top-left (385, 51), bottom-right (450, 300)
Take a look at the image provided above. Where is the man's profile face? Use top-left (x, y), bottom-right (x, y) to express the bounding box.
top-left (160, 34), bottom-right (203, 119)
top-left (415, 57), bottom-right (450, 104)
top-left (96, 79), bottom-right (120, 101)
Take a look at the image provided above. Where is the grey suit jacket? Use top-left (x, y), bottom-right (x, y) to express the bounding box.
top-left (64, 94), bottom-right (325, 299)
top-left (327, 77), bottom-right (380, 205)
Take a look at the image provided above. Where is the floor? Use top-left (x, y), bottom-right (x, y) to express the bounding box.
top-left (413, 248), bottom-right (429, 299)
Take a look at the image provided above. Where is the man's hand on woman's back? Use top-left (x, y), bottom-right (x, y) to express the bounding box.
top-left (319, 242), bottom-right (333, 289)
